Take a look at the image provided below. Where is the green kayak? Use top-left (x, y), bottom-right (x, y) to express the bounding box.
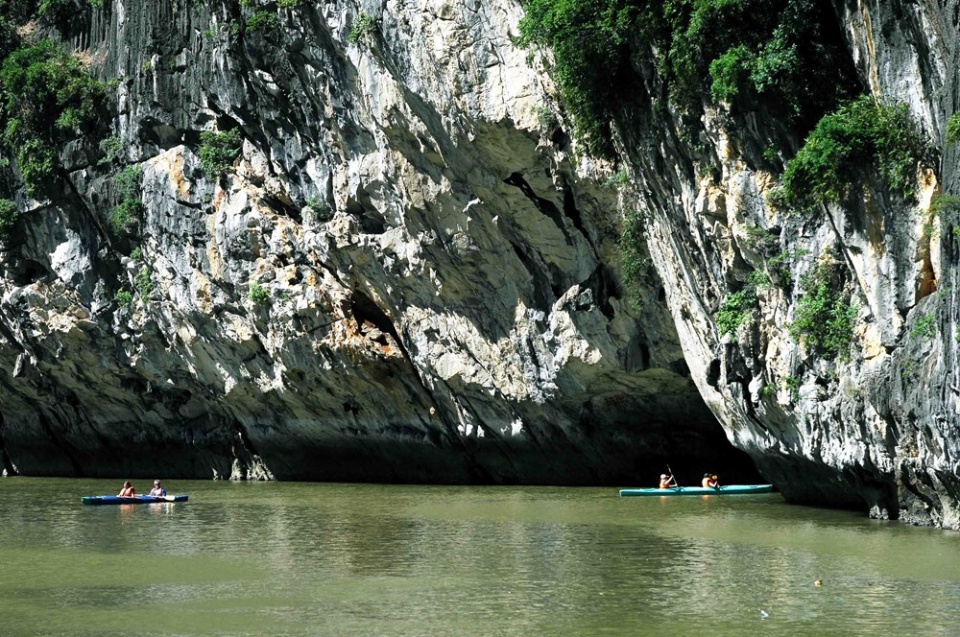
top-left (618, 484), bottom-right (774, 497)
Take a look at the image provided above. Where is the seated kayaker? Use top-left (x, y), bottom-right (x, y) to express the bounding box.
top-left (702, 473), bottom-right (719, 489)
top-left (149, 480), bottom-right (166, 497)
top-left (658, 473), bottom-right (676, 489)
top-left (118, 481), bottom-right (136, 497)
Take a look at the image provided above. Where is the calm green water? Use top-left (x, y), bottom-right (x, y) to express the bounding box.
top-left (2, 478), bottom-right (959, 636)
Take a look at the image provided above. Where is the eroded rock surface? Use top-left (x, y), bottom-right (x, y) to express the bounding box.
top-left (609, 0), bottom-right (960, 527)
top-left (0, 0), bottom-right (756, 485)
top-left (8, 0), bottom-right (960, 531)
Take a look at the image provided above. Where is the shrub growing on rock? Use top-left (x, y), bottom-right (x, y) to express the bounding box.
top-left (198, 129), bottom-right (242, 179)
top-left (517, 0), bottom-right (637, 155)
top-left (348, 13), bottom-right (377, 45)
top-left (0, 198), bottom-right (18, 246)
top-left (716, 285), bottom-right (757, 336)
top-left (110, 165), bottom-right (143, 236)
top-left (98, 135), bottom-right (124, 165)
top-left (114, 288), bottom-right (133, 308)
top-left (947, 113), bottom-right (960, 144)
top-left (619, 208), bottom-right (656, 308)
top-left (248, 282), bottom-right (271, 306)
top-left (788, 257), bottom-right (856, 360)
top-left (910, 312), bottom-right (937, 339)
top-left (516, 0), bottom-right (856, 156)
top-left (303, 198), bottom-right (333, 225)
top-left (0, 38), bottom-right (105, 194)
top-left (134, 265), bottom-right (153, 298)
top-left (780, 95), bottom-right (931, 211)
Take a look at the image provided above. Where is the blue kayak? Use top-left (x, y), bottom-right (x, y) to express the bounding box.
top-left (81, 494), bottom-right (189, 505)
top-left (619, 484), bottom-right (774, 497)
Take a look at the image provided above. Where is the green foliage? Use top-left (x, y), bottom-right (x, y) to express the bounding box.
top-left (1, 38), bottom-right (102, 133)
top-left (900, 358), bottom-right (916, 382)
top-left (110, 165), bottom-right (142, 235)
top-left (910, 312), bottom-right (937, 339)
top-left (766, 248), bottom-right (806, 288)
top-left (11, 138), bottom-right (53, 192)
top-left (303, 197), bottom-right (332, 224)
top-left (348, 13), bottom-right (377, 44)
top-left (114, 288), bottom-right (133, 308)
top-left (234, 0), bottom-right (304, 32)
top-left (115, 163), bottom-right (142, 194)
top-left (782, 374), bottom-right (800, 401)
top-left (741, 224), bottom-right (779, 256)
top-left (780, 95), bottom-right (931, 211)
top-left (517, 0), bottom-right (639, 155)
top-left (0, 197), bottom-right (18, 246)
top-left (246, 10), bottom-right (279, 33)
top-left (534, 105), bottom-right (557, 130)
top-left (516, 0), bottom-right (854, 156)
top-left (764, 184), bottom-right (789, 212)
top-left (931, 193), bottom-right (960, 218)
top-left (248, 281), bottom-right (271, 305)
top-left (134, 265), bottom-right (153, 298)
top-left (709, 44), bottom-right (753, 102)
top-left (604, 168), bottom-right (630, 189)
top-left (947, 113), bottom-right (960, 144)
top-left (670, 0), bottom-right (854, 121)
top-left (111, 197), bottom-right (140, 234)
top-left (788, 258), bottom-right (856, 360)
top-left (198, 129), bottom-right (242, 179)
top-left (0, 38), bottom-right (105, 194)
top-left (619, 208), bottom-right (656, 307)
top-left (716, 285), bottom-right (757, 336)
top-left (98, 135), bottom-right (124, 165)
top-left (37, 0), bottom-right (72, 19)
top-left (748, 268), bottom-right (771, 288)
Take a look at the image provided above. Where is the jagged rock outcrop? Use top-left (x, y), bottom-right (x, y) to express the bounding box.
top-left (0, 0), bottom-right (756, 485)
top-left (605, 0), bottom-right (960, 527)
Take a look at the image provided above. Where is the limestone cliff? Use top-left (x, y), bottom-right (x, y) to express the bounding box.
top-left (0, 0), bottom-right (750, 486)
top-left (587, 0), bottom-right (960, 527)
top-left (2, 0), bottom-right (959, 531)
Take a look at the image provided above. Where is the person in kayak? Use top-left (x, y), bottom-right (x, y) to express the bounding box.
top-left (702, 473), bottom-right (719, 489)
top-left (659, 473), bottom-right (677, 489)
top-left (148, 480), bottom-right (166, 497)
top-left (118, 481), bottom-right (136, 497)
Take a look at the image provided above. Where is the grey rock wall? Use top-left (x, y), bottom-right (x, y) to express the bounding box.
top-left (8, 0), bottom-right (960, 531)
top-left (609, 0), bottom-right (960, 527)
top-left (0, 0), bottom-right (754, 485)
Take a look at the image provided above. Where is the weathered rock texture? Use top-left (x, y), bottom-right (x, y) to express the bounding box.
top-left (609, 0), bottom-right (960, 527)
top-left (4, 0), bottom-right (960, 531)
top-left (0, 0), bottom-right (757, 486)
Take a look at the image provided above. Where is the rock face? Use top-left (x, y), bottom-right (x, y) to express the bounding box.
top-left (3, 0), bottom-right (960, 531)
top-left (610, 0), bottom-right (960, 528)
top-left (0, 0), bottom-right (756, 486)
